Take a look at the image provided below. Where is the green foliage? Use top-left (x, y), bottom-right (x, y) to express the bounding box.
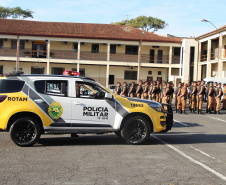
top-left (0, 7), bottom-right (11, 18)
top-left (114, 16), bottom-right (168, 32)
top-left (0, 6), bottom-right (34, 19)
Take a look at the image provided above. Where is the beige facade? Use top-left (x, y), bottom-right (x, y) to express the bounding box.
top-left (0, 19), bottom-right (203, 87)
top-left (0, 34), bottom-right (187, 87)
top-left (197, 29), bottom-right (226, 79)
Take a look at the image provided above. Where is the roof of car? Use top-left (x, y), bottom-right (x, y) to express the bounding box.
top-left (6, 73), bottom-right (95, 81)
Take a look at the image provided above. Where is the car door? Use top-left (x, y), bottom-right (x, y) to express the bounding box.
top-left (70, 80), bottom-right (116, 128)
top-left (31, 79), bottom-right (72, 125)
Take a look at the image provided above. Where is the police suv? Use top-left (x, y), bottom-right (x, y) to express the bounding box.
top-left (0, 71), bottom-right (173, 147)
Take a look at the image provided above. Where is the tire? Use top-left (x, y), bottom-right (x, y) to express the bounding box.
top-left (10, 117), bottom-right (41, 147)
top-left (121, 116), bottom-right (151, 145)
top-left (114, 130), bottom-right (122, 137)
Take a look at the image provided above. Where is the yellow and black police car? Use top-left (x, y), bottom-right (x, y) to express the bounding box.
top-left (0, 71), bottom-right (173, 147)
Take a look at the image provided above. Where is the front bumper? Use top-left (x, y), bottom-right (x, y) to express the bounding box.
top-left (161, 103), bottom-right (174, 133)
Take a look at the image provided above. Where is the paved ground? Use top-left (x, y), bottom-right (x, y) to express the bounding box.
top-left (0, 103), bottom-right (226, 185)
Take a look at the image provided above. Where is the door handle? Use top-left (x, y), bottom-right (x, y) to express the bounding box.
top-left (73, 102), bottom-right (85, 106)
top-left (34, 99), bottom-right (44, 103)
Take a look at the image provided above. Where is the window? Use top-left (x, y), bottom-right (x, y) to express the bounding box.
top-left (125, 46), bottom-right (138, 55)
top-left (110, 45), bottom-right (116, 54)
top-left (11, 40), bottom-right (25, 50)
top-left (92, 44), bottom-right (99, 53)
top-left (34, 80), bottom-right (68, 97)
top-left (72, 68), bottom-right (85, 77)
top-left (0, 39), bottom-right (3, 49)
top-left (149, 50), bottom-right (155, 63)
top-left (158, 71), bottom-right (162, 75)
top-left (11, 40), bottom-right (17, 49)
top-left (174, 47), bottom-right (181, 56)
top-left (148, 71), bottom-right (152, 75)
top-left (51, 67), bottom-right (65, 75)
top-left (31, 67), bottom-right (44, 74)
top-left (0, 80), bottom-right (25, 93)
top-left (72, 43), bottom-right (78, 52)
top-left (124, 71), bottom-right (137, 80)
top-left (157, 50), bottom-right (163, 63)
top-left (0, 65), bottom-right (3, 75)
top-left (76, 81), bottom-right (108, 99)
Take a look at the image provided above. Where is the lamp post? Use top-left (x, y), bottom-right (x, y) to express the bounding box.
top-left (201, 19), bottom-right (221, 77)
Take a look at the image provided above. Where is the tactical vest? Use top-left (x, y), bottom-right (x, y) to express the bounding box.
top-left (216, 87), bottom-right (223, 98)
top-left (137, 85), bottom-right (143, 94)
top-left (123, 86), bottom-right (128, 95)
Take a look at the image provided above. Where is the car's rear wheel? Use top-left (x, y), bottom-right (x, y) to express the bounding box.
top-left (10, 117), bottom-right (41, 147)
top-left (121, 116), bottom-right (151, 144)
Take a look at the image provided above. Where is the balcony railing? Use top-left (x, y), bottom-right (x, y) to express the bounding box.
top-left (50, 50), bottom-right (77, 60)
top-left (140, 54), bottom-right (169, 64)
top-left (110, 53), bottom-right (138, 62)
top-left (80, 51), bottom-right (107, 61)
top-left (0, 48), bottom-right (17, 57)
top-left (201, 54), bottom-right (207, 62)
top-left (0, 48), bottom-right (181, 64)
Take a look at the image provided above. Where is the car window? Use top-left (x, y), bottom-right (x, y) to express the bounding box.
top-left (34, 80), bottom-right (68, 97)
top-left (76, 81), bottom-right (107, 99)
top-left (0, 79), bottom-right (25, 93)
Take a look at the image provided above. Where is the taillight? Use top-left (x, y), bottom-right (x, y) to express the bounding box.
top-left (0, 95), bottom-right (7, 103)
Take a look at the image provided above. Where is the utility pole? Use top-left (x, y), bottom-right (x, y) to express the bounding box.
top-left (16, 35), bottom-right (19, 71)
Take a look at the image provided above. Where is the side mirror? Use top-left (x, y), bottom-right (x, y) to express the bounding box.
top-left (105, 93), bottom-right (113, 99)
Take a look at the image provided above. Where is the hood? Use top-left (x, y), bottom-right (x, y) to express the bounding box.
top-left (126, 97), bottom-right (161, 107)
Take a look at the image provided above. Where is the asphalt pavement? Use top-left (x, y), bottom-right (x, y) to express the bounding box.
top-left (0, 102), bottom-right (226, 185)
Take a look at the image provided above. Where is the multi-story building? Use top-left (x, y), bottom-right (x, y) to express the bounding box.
top-left (196, 25), bottom-right (226, 79)
top-left (0, 19), bottom-right (197, 86)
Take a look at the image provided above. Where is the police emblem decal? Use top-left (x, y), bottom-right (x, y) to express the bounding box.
top-left (48, 101), bottom-right (63, 120)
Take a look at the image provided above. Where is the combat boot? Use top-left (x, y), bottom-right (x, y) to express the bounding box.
top-left (175, 109), bottom-right (177, 113)
top-left (183, 110), bottom-right (186, 114)
top-left (214, 110), bottom-right (216, 114)
top-left (208, 109), bottom-right (212, 114)
top-left (217, 111), bottom-right (220, 114)
top-left (206, 109), bottom-right (208, 113)
top-left (197, 109), bottom-right (199, 114)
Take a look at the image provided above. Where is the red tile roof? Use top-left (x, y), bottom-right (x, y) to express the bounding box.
top-left (196, 25), bottom-right (226, 40)
top-left (0, 19), bottom-right (182, 43)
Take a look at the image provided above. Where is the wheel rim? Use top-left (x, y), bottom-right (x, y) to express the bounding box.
top-left (126, 120), bottom-right (147, 142)
top-left (13, 120), bottom-right (36, 143)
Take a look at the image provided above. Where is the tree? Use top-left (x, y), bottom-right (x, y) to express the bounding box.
top-left (0, 6), bottom-right (34, 19)
top-left (114, 16), bottom-right (168, 33)
top-left (0, 7), bottom-right (11, 18)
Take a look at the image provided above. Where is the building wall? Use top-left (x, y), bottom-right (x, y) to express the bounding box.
top-left (223, 62), bottom-right (226, 77)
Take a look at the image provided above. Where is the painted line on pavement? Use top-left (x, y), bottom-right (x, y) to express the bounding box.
top-left (173, 119), bottom-right (189, 127)
top-left (207, 116), bottom-right (226, 123)
top-left (150, 134), bottom-right (226, 182)
top-left (190, 146), bottom-right (216, 159)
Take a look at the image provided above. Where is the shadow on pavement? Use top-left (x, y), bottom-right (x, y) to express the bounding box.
top-left (35, 131), bottom-right (226, 147)
top-left (173, 122), bottom-right (203, 128)
top-left (151, 133), bottom-right (226, 145)
top-left (37, 134), bottom-right (127, 147)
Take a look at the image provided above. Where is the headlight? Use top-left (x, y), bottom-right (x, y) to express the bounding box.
top-left (149, 104), bottom-right (163, 112)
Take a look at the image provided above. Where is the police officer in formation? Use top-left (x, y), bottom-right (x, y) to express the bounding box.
top-left (115, 80), bottom-right (226, 114)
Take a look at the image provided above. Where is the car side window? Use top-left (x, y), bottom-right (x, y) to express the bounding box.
top-left (34, 80), bottom-right (68, 97)
top-left (75, 81), bottom-right (107, 99)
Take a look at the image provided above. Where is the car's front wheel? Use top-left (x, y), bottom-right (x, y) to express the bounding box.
top-left (10, 117), bottom-right (41, 147)
top-left (121, 116), bottom-right (151, 145)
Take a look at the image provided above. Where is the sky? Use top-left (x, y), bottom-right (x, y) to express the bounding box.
top-left (0, 0), bottom-right (225, 37)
